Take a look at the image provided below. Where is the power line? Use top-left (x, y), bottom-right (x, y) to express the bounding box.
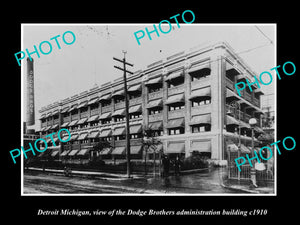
top-left (254, 25), bottom-right (274, 45)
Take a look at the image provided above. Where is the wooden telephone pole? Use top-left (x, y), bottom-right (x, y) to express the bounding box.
top-left (113, 51), bottom-right (134, 178)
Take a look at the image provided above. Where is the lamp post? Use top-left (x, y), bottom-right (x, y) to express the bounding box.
top-left (249, 118), bottom-right (258, 187)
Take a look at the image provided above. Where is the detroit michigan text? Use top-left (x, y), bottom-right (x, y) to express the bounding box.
top-left (37, 208), bottom-right (268, 217)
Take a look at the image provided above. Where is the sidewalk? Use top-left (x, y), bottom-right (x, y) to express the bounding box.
top-left (25, 167), bottom-right (147, 181)
top-left (221, 179), bottom-right (275, 194)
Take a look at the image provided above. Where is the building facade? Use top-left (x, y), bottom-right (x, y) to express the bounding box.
top-left (37, 42), bottom-right (265, 165)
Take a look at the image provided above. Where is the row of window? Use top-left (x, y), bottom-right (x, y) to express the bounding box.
top-left (43, 99), bottom-right (212, 125)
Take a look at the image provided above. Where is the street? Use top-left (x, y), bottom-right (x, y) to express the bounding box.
top-left (23, 168), bottom-right (239, 194)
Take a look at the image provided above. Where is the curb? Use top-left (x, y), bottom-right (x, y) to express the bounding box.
top-left (220, 183), bottom-right (260, 194)
top-left (25, 167), bottom-right (146, 181)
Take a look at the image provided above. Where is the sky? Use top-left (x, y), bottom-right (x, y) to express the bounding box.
top-left (22, 23), bottom-right (276, 129)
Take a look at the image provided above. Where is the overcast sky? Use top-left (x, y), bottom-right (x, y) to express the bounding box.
top-left (22, 24), bottom-right (276, 129)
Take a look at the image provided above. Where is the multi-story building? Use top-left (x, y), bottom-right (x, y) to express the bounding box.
top-left (37, 42), bottom-right (265, 165)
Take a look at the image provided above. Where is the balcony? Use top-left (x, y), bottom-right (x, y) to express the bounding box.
top-left (63, 144), bottom-right (71, 151)
top-left (63, 116), bottom-right (70, 123)
top-left (53, 118), bottom-right (59, 124)
top-left (168, 108), bottom-right (185, 120)
top-left (148, 90), bottom-right (163, 101)
top-left (191, 76), bottom-right (210, 91)
top-left (71, 114), bottom-right (79, 121)
top-left (71, 144), bottom-right (80, 150)
top-left (168, 84), bottom-right (185, 96)
top-left (115, 101), bottom-right (125, 110)
top-left (80, 111), bottom-right (88, 118)
top-left (102, 105), bottom-right (112, 113)
top-left (148, 113), bottom-right (163, 123)
top-left (191, 104), bottom-right (211, 117)
top-left (131, 138), bottom-right (142, 146)
top-left (114, 140), bottom-right (126, 147)
top-left (114, 139), bottom-right (142, 147)
top-left (129, 97), bottom-right (142, 106)
top-left (226, 77), bottom-right (234, 91)
top-left (80, 142), bottom-right (92, 149)
top-left (244, 114), bottom-right (251, 123)
top-left (90, 108), bottom-right (99, 116)
top-left (244, 91), bottom-right (252, 102)
top-left (253, 98), bottom-right (260, 107)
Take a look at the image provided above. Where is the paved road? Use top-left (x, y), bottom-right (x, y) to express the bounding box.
top-left (23, 169), bottom-right (237, 194)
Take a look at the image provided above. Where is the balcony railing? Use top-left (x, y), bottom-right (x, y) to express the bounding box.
top-left (115, 101), bottom-right (125, 110)
top-left (71, 144), bottom-right (80, 150)
top-left (191, 76), bottom-right (210, 90)
top-left (148, 113), bottom-right (163, 123)
top-left (168, 108), bottom-right (185, 119)
top-left (191, 104), bottom-right (211, 116)
top-left (63, 116), bottom-right (71, 123)
top-left (129, 97), bottom-right (142, 106)
top-left (253, 98), bottom-right (260, 107)
top-left (244, 92), bottom-right (252, 102)
top-left (114, 140), bottom-right (126, 147)
top-left (63, 145), bottom-right (71, 151)
top-left (90, 108), bottom-right (99, 116)
top-left (101, 105), bottom-right (112, 113)
top-left (168, 84), bottom-right (185, 96)
top-left (226, 77), bottom-right (234, 91)
top-left (71, 114), bottom-right (79, 121)
top-left (80, 111), bottom-right (88, 118)
top-left (148, 90), bottom-right (163, 101)
top-left (244, 114), bottom-right (251, 123)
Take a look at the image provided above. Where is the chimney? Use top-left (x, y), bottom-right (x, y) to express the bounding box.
top-left (26, 57), bottom-right (35, 126)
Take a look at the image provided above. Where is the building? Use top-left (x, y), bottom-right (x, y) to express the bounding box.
top-left (37, 42), bottom-right (265, 166)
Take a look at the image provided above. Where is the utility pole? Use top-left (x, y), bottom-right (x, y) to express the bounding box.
top-left (113, 51), bottom-right (134, 178)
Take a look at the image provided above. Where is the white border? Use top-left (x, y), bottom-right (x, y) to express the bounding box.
top-left (20, 23), bottom-right (277, 197)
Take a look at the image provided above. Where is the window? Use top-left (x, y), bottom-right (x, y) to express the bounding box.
top-left (100, 119), bottom-right (110, 124)
top-left (71, 109), bottom-right (78, 115)
top-left (102, 137), bottom-right (112, 142)
top-left (115, 117), bottom-right (125, 122)
top-left (149, 108), bottom-right (162, 115)
top-left (90, 138), bottom-right (99, 143)
top-left (167, 76), bottom-right (184, 88)
top-left (129, 93), bottom-right (141, 99)
top-left (191, 124), bottom-right (211, 133)
top-left (115, 98), bottom-right (124, 103)
top-left (153, 130), bottom-right (163, 136)
top-left (130, 134), bottom-right (142, 139)
top-left (115, 135), bottom-right (126, 140)
top-left (80, 123), bottom-right (88, 128)
top-left (192, 99), bottom-right (211, 107)
top-left (190, 69), bottom-right (210, 81)
top-left (90, 121), bottom-right (99, 126)
top-left (80, 107), bottom-right (88, 113)
top-left (102, 101), bottom-right (111, 107)
top-left (90, 103), bottom-right (99, 111)
top-left (168, 128), bottom-right (184, 135)
top-left (81, 139), bottom-right (88, 144)
top-left (169, 105), bottom-right (185, 111)
top-left (130, 113), bottom-right (142, 119)
top-left (148, 84), bottom-right (162, 93)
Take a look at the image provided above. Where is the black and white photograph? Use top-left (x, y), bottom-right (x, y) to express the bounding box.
top-left (21, 24), bottom-right (276, 195)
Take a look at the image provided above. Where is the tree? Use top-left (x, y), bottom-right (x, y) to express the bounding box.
top-left (92, 139), bottom-right (112, 160)
top-left (142, 127), bottom-right (162, 176)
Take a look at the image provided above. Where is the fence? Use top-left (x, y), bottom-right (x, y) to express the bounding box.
top-left (227, 150), bottom-right (274, 182)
